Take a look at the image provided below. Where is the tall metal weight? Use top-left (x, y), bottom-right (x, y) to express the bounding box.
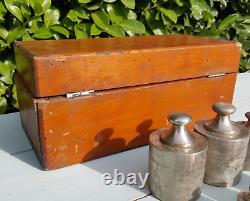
top-left (149, 113), bottom-right (207, 201)
top-left (195, 103), bottom-right (249, 187)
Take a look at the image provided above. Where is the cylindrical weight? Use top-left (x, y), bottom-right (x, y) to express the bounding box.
top-left (237, 187), bottom-right (250, 201)
top-left (149, 113), bottom-right (207, 201)
top-left (243, 112), bottom-right (250, 171)
top-left (195, 102), bottom-right (249, 187)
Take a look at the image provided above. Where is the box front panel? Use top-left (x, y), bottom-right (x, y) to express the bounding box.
top-left (35, 73), bottom-right (237, 170)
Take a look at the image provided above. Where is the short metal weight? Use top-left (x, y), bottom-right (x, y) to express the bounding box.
top-left (149, 113), bottom-right (207, 201)
top-left (195, 102), bottom-right (249, 187)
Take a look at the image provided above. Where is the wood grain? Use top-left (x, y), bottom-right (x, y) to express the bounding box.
top-left (14, 35), bottom-right (240, 169)
top-left (14, 35), bottom-right (240, 97)
top-left (15, 75), bottom-right (41, 161)
top-left (27, 73), bottom-right (237, 170)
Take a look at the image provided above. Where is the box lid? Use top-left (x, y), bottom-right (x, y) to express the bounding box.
top-left (14, 34), bottom-right (241, 98)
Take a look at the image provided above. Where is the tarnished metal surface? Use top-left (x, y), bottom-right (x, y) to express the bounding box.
top-left (195, 102), bottom-right (249, 187)
top-left (204, 103), bottom-right (240, 135)
top-left (149, 113), bottom-right (207, 201)
top-left (161, 113), bottom-right (195, 148)
top-left (242, 112), bottom-right (250, 171)
top-left (237, 187), bottom-right (250, 201)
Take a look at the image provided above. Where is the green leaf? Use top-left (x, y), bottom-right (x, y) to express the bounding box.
top-left (0, 61), bottom-right (13, 85)
top-left (0, 97), bottom-right (7, 114)
top-left (0, 76), bottom-right (12, 85)
top-left (120, 19), bottom-right (145, 34)
top-left (127, 10), bottom-right (137, 20)
top-left (121, 0), bottom-right (135, 9)
top-left (11, 84), bottom-right (19, 109)
top-left (21, 4), bottom-right (31, 19)
top-left (161, 13), bottom-right (174, 29)
top-left (50, 26), bottom-right (69, 38)
top-left (4, 59), bottom-right (16, 72)
top-left (90, 24), bottom-right (102, 35)
top-left (190, 0), bottom-right (210, 20)
top-left (104, 0), bottom-right (117, 2)
top-left (27, 16), bottom-right (43, 33)
top-left (33, 3), bottom-right (44, 16)
top-left (67, 8), bottom-right (89, 23)
top-left (29, 0), bottom-right (51, 16)
top-left (203, 11), bottom-right (216, 27)
top-left (0, 40), bottom-right (8, 51)
top-left (239, 28), bottom-right (250, 39)
top-left (84, 1), bottom-right (103, 10)
top-left (144, 11), bottom-right (166, 35)
top-left (240, 56), bottom-right (250, 72)
top-left (0, 2), bottom-right (7, 22)
top-left (198, 29), bottom-right (220, 37)
top-left (44, 8), bottom-right (60, 28)
top-left (61, 17), bottom-right (74, 30)
top-left (4, 0), bottom-right (24, 22)
top-left (242, 16), bottom-right (250, 24)
top-left (0, 26), bottom-right (8, 40)
top-left (106, 24), bottom-right (125, 37)
top-left (239, 39), bottom-right (250, 51)
top-left (27, 16), bottom-right (43, 26)
top-left (32, 27), bottom-right (54, 39)
top-left (74, 23), bottom-right (91, 39)
top-left (27, 0), bottom-right (35, 8)
top-left (184, 14), bottom-right (190, 27)
top-left (107, 3), bottom-right (127, 24)
top-left (174, 0), bottom-right (183, 6)
top-left (22, 30), bottom-right (34, 41)
top-left (0, 2), bottom-right (7, 16)
top-left (41, 0), bottom-right (51, 11)
top-left (6, 27), bottom-right (26, 44)
top-left (78, 0), bottom-right (92, 3)
top-left (218, 14), bottom-right (240, 31)
top-left (159, 7), bottom-right (178, 23)
top-left (91, 10), bottom-right (109, 30)
top-left (0, 81), bottom-right (7, 96)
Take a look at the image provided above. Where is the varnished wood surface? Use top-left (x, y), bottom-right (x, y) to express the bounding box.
top-left (1, 73), bottom-right (250, 201)
top-left (14, 35), bottom-right (241, 97)
top-left (16, 73), bottom-right (236, 170)
top-left (15, 34), bottom-right (237, 56)
top-left (15, 75), bottom-right (41, 161)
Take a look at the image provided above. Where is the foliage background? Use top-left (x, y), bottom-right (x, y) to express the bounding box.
top-left (0, 0), bottom-right (250, 114)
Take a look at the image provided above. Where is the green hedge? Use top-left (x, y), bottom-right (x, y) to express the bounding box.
top-left (0, 0), bottom-right (250, 114)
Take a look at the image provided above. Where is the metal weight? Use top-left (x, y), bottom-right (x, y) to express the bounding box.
top-left (195, 102), bottom-right (249, 187)
top-left (204, 103), bottom-right (240, 135)
top-left (237, 187), bottom-right (250, 201)
top-left (243, 112), bottom-right (250, 170)
top-left (149, 113), bottom-right (207, 201)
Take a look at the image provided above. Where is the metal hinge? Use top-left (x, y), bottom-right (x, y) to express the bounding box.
top-left (66, 90), bottom-right (95, 99)
top-left (208, 73), bottom-right (226, 78)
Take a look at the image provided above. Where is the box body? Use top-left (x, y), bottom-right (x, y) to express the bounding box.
top-left (14, 35), bottom-right (240, 170)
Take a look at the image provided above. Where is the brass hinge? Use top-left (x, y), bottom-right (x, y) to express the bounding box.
top-left (208, 73), bottom-right (226, 78)
top-left (66, 90), bottom-right (95, 99)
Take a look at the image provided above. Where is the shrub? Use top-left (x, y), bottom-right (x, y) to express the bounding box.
top-left (0, 0), bottom-right (250, 114)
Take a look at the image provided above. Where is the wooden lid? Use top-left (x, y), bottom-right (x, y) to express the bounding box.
top-left (14, 34), bottom-right (241, 98)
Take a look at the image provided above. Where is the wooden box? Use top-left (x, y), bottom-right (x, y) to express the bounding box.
top-left (14, 35), bottom-right (240, 170)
